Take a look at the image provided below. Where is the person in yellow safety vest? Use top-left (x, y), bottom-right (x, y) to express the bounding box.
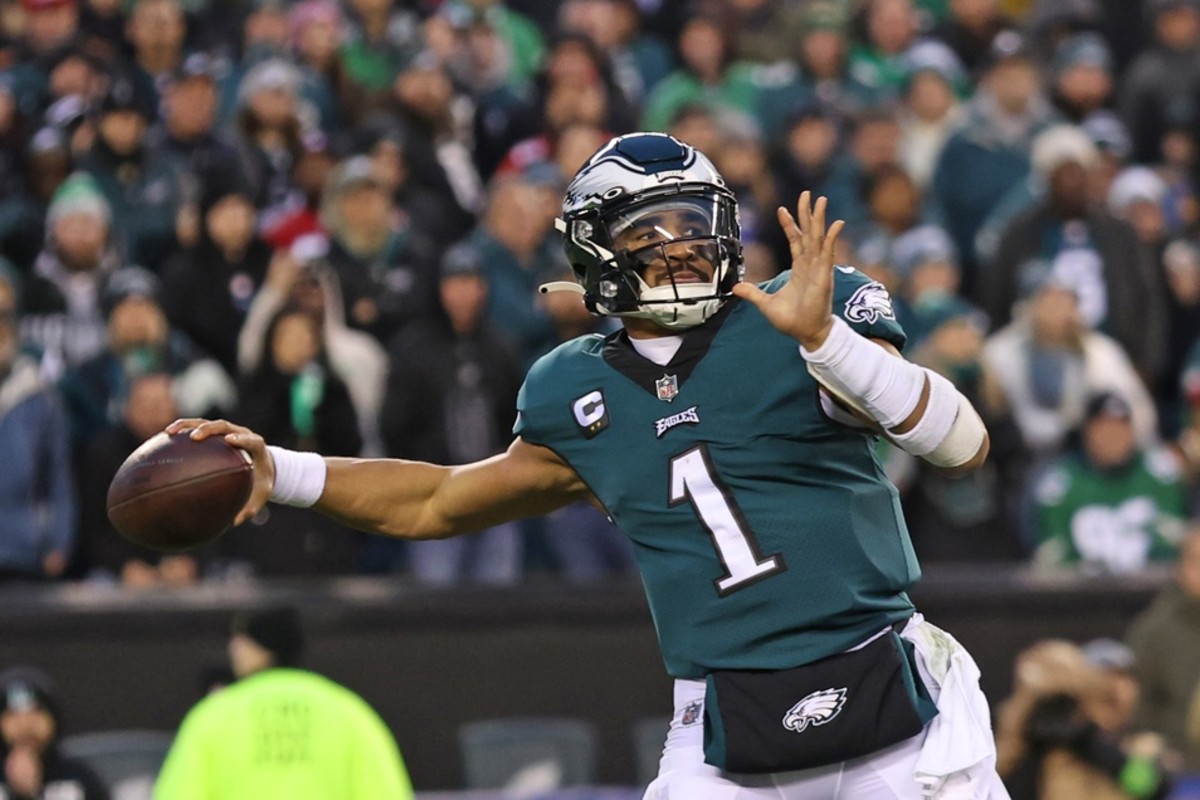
top-left (155, 606), bottom-right (414, 800)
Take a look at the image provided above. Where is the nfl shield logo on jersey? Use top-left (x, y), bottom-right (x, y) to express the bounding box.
top-left (681, 700), bottom-right (703, 726)
top-left (656, 374), bottom-right (679, 402)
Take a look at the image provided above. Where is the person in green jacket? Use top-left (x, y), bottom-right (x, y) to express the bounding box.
top-left (155, 607), bottom-right (414, 800)
top-left (1034, 392), bottom-right (1188, 573)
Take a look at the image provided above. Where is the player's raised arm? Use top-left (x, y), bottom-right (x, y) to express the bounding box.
top-left (733, 192), bottom-right (989, 476)
top-left (166, 419), bottom-right (589, 538)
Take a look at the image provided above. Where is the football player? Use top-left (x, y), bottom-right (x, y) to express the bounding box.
top-left (174, 133), bottom-right (1007, 798)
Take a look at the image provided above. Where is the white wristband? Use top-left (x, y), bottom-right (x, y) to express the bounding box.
top-left (800, 316), bottom-right (925, 430)
top-left (267, 446), bottom-right (327, 507)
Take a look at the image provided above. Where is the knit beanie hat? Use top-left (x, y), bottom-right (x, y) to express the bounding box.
top-left (46, 172), bottom-right (111, 228)
top-left (0, 666), bottom-right (61, 726)
top-left (232, 606), bottom-right (305, 667)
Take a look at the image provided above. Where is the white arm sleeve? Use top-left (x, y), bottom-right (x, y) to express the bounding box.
top-left (802, 317), bottom-right (987, 467)
top-left (800, 316), bottom-right (925, 429)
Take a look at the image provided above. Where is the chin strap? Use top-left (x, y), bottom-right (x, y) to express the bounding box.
top-left (537, 281), bottom-right (587, 295)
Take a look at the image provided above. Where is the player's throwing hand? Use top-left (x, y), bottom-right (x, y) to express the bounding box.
top-left (731, 191), bottom-right (845, 350)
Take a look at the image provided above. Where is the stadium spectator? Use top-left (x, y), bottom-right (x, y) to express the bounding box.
top-left (147, 53), bottom-right (246, 210)
top-left (0, 79), bottom-right (26, 204)
top-left (981, 270), bottom-right (1159, 463)
top-left (78, 76), bottom-right (188, 271)
top-left (77, 371), bottom-right (204, 587)
top-left (233, 59), bottom-right (307, 216)
top-left (230, 305), bottom-right (365, 576)
top-left (390, 59), bottom-right (487, 217)
top-left (155, 606), bottom-right (414, 800)
top-left (770, 103), bottom-right (842, 242)
top-left (123, 0), bottom-right (188, 114)
top-left (20, 172), bottom-right (121, 378)
top-left (897, 40), bottom-right (966, 190)
top-left (58, 266), bottom-right (236, 447)
top-left (338, 0), bottom-right (425, 113)
top-left (0, 126), bottom-right (73, 271)
top-left (493, 32), bottom-right (636, 179)
top-left (237, 235), bottom-right (387, 456)
top-left (980, 125), bottom-right (1168, 386)
top-left (442, 0), bottom-right (545, 88)
top-left (1107, 166), bottom-right (1170, 249)
top-left (1048, 32), bottom-right (1114, 126)
top-left (890, 224), bottom-right (963, 328)
top-left (161, 178), bottom-right (271, 377)
top-left (1159, 243), bottom-right (1200, 437)
top-left (0, 266), bottom-right (74, 582)
top-left (1080, 638), bottom-right (1143, 737)
top-left (1082, 110), bottom-right (1134, 208)
top-left (1032, 392), bottom-right (1188, 573)
top-left (823, 108), bottom-right (903, 226)
top-left (0, 666), bottom-right (108, 799)
top-left (318, 154), bottom-right (438, 344)
top-left (376, 243), bottom-right (524, 583)
top-left (235, 306), bottom-right (361, 459)
top-left (932, 0), bottom-right (1014, 73)
top-left (930, 30), bottom-right (1054, 287)
top-left (432, 4), bottom-right (530, 180)
top-left (557, 0), bottom-right (672, 106)
top-left (6, 0), bottom-right (84, 115)
top-left (709, 116), bottom-right (783, 278)
top-left (287, 0), bottom-right (351, 132)
top-left (1119, 0), bottom-right (1200, 165)
top-left (1128, 523), bottom-right (1200, 770)
top-left (861, 162), bottom-right (927, 241)
top-left (848, 0), bottom-right (923, 106)
top-left (791, 2), bottom-right (874, 121)
top-left (722, 0), bottom-right (806, 67)
top-left (260, 128), bottom-right (336, 250)
top-left (641, 13), bottom-right (765, 133)
top-left (77, 0), bottom-right (124, 62)
top-left (460, 167), bottom-right (566, 368)
top-left (996, 639), bottom-right (1172, 799)
top-left (354, 123), bottom-right (475, 255)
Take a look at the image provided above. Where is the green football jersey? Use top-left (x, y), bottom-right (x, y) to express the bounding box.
top-left (1034, 449), bottom-right (1188, 572)
top-left (516, 268), bottom-right (919, 679)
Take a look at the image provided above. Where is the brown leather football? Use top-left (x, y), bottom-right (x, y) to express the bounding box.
top-left (106, 432), bottom-right (253, 552)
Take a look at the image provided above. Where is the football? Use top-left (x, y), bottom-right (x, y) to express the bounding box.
top-left (106, 432), bottom-right (254, 552)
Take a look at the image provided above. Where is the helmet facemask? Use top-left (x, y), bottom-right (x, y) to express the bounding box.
top-left (562, 186), bottom-right (743, 330)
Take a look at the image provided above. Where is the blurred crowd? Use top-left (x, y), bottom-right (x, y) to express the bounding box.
top-left (0, 0), bottom-right (1199, 588)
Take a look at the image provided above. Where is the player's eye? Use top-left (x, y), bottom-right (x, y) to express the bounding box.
top-left (632, 227), bottom-right (661, 243)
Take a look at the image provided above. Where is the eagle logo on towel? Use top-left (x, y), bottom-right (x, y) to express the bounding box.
top-left (782, 688), bottom-right (848, 733)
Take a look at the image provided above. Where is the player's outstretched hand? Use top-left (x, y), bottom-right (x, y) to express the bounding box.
top-left (731, 191), bottom-right (845, 350)
top-left (165, 418), bottom-right (275, 526)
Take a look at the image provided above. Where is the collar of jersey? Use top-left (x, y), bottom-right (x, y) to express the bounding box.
top-left (602, 298), bottom-right (738, 399)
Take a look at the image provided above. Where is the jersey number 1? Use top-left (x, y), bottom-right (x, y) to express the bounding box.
top-left (669, 446), bottom-right (786, 596)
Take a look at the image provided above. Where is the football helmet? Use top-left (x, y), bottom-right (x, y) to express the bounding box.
top-left (549, 133), bottom-right (743, 330)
